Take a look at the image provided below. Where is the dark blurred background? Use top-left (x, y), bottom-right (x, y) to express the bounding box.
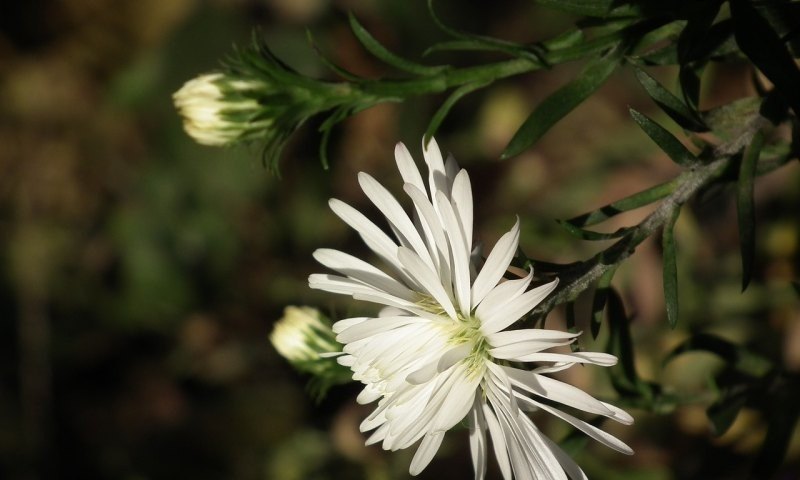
top-left (1, 1), bottom-right (799, 479)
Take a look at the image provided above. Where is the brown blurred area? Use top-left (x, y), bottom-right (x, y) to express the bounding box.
top-left (1, 1), bottom-right (799, 479)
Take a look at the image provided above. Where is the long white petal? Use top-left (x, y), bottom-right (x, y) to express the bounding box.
top-left (436, 191), bottom-right (472, 315)
top-left (501, 351), bottom-right (618, 366)
top-left (359, 172), bottom-right (435, 266)
top-left (394, 142), bottom-right (426, 193)
top-left (336, 316), bottom-right (427, 343)
top-left (397, 246), bottom-right (457, 320)
top-left (329, 199), bottom-right (405, 273)
top-left (480, 278), bottom-right (559, 335)
top-left (471, 219), bottom-right (519, 307)
top-left (517, 395), bottom-right (634, 455)
top-left (475, 271), bottom-right (533, 326)
top-left (503, 366), bottom-right (614, 417)
top-left (313, 248), bottom-right (415, 300)
top-left (404, 184), bottom-right (452, 286)
top-left (423, 137), bottom-right (449, 200)
top-left (486, 328), bottom-right (581, 348)
top-left (468, 395), bottom-right (488, 480)
top-left (481, 401), bottom-right (513, 480)
top-left (489, 340), bottom-right (577, 360)
top-left (409, 431), bottom-right (445, 476)
top-left (541, 435), bottom-right (589, 480)
top-left (450, 169), bottom-right (474, 253)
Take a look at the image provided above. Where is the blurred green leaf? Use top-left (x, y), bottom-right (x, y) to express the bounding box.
top-left (737, 129), bottom-right (765, 292)
top-left (591, 266), bottom-right (617, 339)
top-left (425, 80), bottom-right (490, 145)
top-left (707, 383), bottom-right (749, 436)
top-left (348, 13), bottom-right (446, 76)
top-left (567, 178), bottom-right (678, 227)
top-left (662, 207), bottom-right (680, 329)
top-left (730, 0), bottom-right (800, 117)
top-left (750, 379), bottom-right (800, 479)
top-left (634, 68), bottom-right (707, 131)
top-left (306, 30), bottom-right (362, 82)
top-left (664, 334), bottom-right (773, 377)
top-left (630, 108), bottom-right (697, 167)
top-left (502, 42), bottom-right (625, 159)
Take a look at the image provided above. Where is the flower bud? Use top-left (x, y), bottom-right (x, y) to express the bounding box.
top-left (270, 306), bottom-right (340, 368)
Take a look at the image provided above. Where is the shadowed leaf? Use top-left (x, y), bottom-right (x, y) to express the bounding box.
top-left (634, 68), bottom-right (707, 131)
top-left (662, 207), bottom-right (681, 329)
top-left (425, 81), bottom-right (490, 145)
top-left (567, 178), bottom-right (678, 227)
top-left (591, 266), bottom-right (617, 339)
top-left (502, 42), bottom-right (626, 159)
top-left (738, 130), bottom-right (764, 291)
top-left (630, 108), bottom-right (697, 167)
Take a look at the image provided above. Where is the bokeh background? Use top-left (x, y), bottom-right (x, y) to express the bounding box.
top-left (1, 1), bottom-right (799, 479)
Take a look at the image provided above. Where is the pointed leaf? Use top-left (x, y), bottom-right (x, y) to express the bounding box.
top-left (707, 384), bottom-right (749, 436)
top-left (737, 130), bottom-right (765, 292)
top-left (606, 289), bottom-right (651, 397)
top-left (425, 81), bottom-right (490, 144)
top-left (634, 68), bottom-right (707, 131)
top-left (567, 178), bottom-right (679, 227)
top-left (591, 265), bottom-right (617, 339)
top-left (502, 42), bottom-right (626, 159)
top-left (348, 13), bottom-right (446, 76)
top-left (630, 108), bottom-right (697, 167)
top-left (662, 207), bottom-right (681, 329)
top-left (533, 0), bottom-right (640, 17)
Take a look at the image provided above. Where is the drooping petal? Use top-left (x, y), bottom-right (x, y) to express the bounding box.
top-left (409, 431), bottom-right (445, 476)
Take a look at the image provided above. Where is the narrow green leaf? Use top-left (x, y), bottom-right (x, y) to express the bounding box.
top-left (557, 220), bottom-right (631, 241)
top-left (533, 0), bottom-right (640, 17)
top-left (634, 68), bottom-right (707, 132)
top-left (542, 29), bottom-right (585, 50)
top-left (425, 81), bottom-right (490, 145)
top-left (737, 130), bottom-right (765, 292)
top-left (318, 107), bottom-right (351, 170)
top-left (348, 13), bottom-right (446, 76)
top-left (630, 108), bottom-right (697, 167)
top-left (306, 30), bottom-right (362, 82)
top-left (502, 42), bottom-right (625, 159)
top-left (567, 178), bottom-right (679, 227)
top-left (565, 302), bottom-right (581, 352)
top-left (591, 266), bottom-right (618, 339)
top-left (606, 289), bottom-right (652, 397)
top-left (730, 0), bottom-right (800, 117)
top-left (662, 207), bottom-right (681, 329)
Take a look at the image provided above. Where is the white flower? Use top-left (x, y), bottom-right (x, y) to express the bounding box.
top-left (309, 138), bottom-right (633, 479)
top-left (173, 73), bottom-right (268, 146)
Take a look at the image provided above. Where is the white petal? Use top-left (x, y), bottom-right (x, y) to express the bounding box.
top-left (397, 246), bottom-right (457, 320)
top-left (436, 191), bottom-right (472, 315)
top-left (487, 328), bottom-right (581, 348)
top-left (444, 153), bottom-right (460, 189)
top-left (450, 169), bottom-right (473, 253)
top-left (332, 317), bottom-right (369, 334)
top-left (394, 142), bottom-right (426, 193)
top-left (329, 199), bottom-right (404, 272)
top-left (503, 366), bottom-right (614, 417)
top-left (471, 219), bottom-right (520, 307)
top-left (489, 340), bottom-right (577, 360)
top-left (437, 343), bottom-right (472, 373)
top-left (480, 278), bottom-right (559, 335)
top-left (502, 351), bottom-right (618, 365)
top-left (475, 271), bottom-right (533, 326)
top-left (540, 435), bottom-right (589, 480)
top-left (404, 183), bottom-right (452, 285)
top-left (517, 395), bottom-right (634, 455)
top-left (601, 401), bottom-right (635, 425)
top-left (358, 172), bottom-right (434, 266)
top-left (313, 248), bottom-right (415, 300)
top-left (468, 395), bottom-right (488, 480)
top-left (481, 402), bottom-right (513, 480)
top-left (423, 137), bottom-right (449, 199)
top-left (336, 316), bottom-right (425, 343)
top-left (409, 431), bottom-right (445, 476)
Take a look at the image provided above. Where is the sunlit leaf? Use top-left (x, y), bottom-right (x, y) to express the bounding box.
top-left (737, 129), bottom-right (765, 292)
top-left (630, 108), bottom-right (697, 167)
top-left (502, 42), bottom-right (626, 159)
top-left (348, 13), bottom-right (447, 76)
top-left (634, 68), bottom-right (707, 132)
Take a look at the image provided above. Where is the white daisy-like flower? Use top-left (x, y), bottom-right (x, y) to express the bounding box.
top-left (309, 138), bottom-right (633, 479)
